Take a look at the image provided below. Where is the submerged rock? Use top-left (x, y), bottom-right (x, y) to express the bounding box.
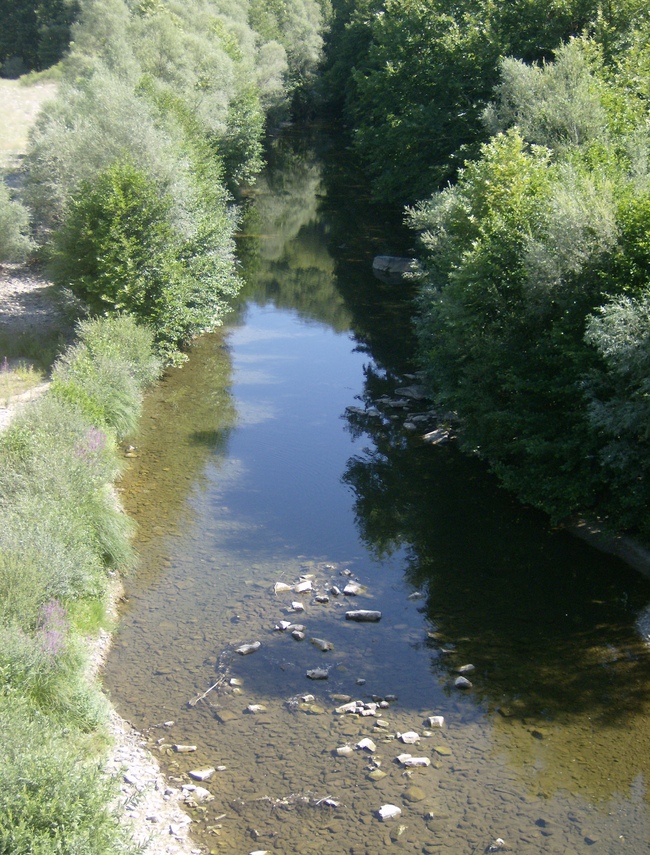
top-left (454, 675), bottom-right (473, 689)
top-left (345, 610), bottom-right (382, 622)
top-left (291, 630), bottom-right (305, 641)
top-left (403, 756), bottom-right (431, 767)
top-left (294, 579), bottom-right (313, 593)
top-left (274, 582), bottom-right (292, 594)
top-left (343, 582), bottom-right (362, 596)
top-left (306, 667), bottom-right (329, 680)
top-left (290, 601), bottom-right (305, 612)
top-left (399, 731), bottom-right (420, 744)
top-left (310, 637), bottom-right (334, 652)
top-left (236, 642), bottom-right (261, 655)
top-left (403, 785), bottom-right (426, 803)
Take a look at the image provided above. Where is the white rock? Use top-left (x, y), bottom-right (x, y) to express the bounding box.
top-left (396, 753), bottom-right (413, 765)
top-left (173, 745), bottom-right (197, 753)
top-left (330, 586), bottom-right (341, 596)
top-left (249, 851), bottom-right (269, 855)
top-left (400, 731), bottom-right (420, 744)
top-left (294, 580), bottom-right (313, 593)
top-left (292, 630), bottom-right (305, 641)
top-left (275, 620), bottom-right (291, 631)
top-left (335, 701), bottom-right (358, 714)
top-left (274, 582), bottom-right (292, 594)
top-left (343, 582), bottom-right (362, 595)
top-left (407, 591), bottom-right (425, 600)
top-left (301, 693), bottom-right (315, 703)
top-left (191, 786), bottom-right (214, 802)
top-left (356, 737), bottom-right (377, 752)
top-left (427, 715), bottom-right (445, 728)
top-left (454, 676), bottom-right (473, 689)
top-left (287, 624), bottom-right (306, 633)
top-left (291, 601), bottom-right (305, 612)
top-left (336, 745), bottom-right (354, 757)
top-left (377, 804), bottom-right (402, 822)
top-left (457, 664), bottom-right (475, 674)
top-left (189, 768), bottom-right (215, 782)
top-left (403, 756), bottom-right (431, 767)
top-left (236, 642), bottom-right (261, 655)
top-left (246, 704), bottom-right (267, 714)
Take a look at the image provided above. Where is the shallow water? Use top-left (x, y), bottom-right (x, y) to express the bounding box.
top-left (104, 133), bottom-right (650, 855)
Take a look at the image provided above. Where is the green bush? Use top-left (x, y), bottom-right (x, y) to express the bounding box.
top-left (0, 181), bottom-right (34, 262)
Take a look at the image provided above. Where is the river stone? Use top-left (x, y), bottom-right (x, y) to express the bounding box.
top-left (294, 580), bottom-right (313, 593)
top-left (310, 637), bottom-right (333, 652)
top-left (456, 664), bottom-right (475, 674)
top-left (331, 694), bottom-right (352, 703)
top-left (345, 610), bottom-right (382, 622)
top-left (274, 582), bottom-right (292, 594)
top-left (173, 744), bottom-right (197, 753)
top-left (423, 428), bottom-right (449, 445)
top-left (399, 731), bottom-right (420, 744)
top-left (246, 704), bottom-right (267, 714)
top-left (427, 715), bottom-right (444, 728)
top-left (433, 745), bottom-right (452, 756)
top-left (292, 630), bottom-right (305, 641)
top-left (236, 641), bottom-right (261, 655)
top-left (305, 703), bottom-right (326, 715)
top-left (215, 710), bottom-right (239, 724)
top-left (454, 676), bottom-right (472, 689)
top-left (368, 769), bottom-right (387, 781)
top-left (403, 785), bottom-right (426, 803)
top-left (343, 582), bottom-right (362, 595)
top-left (336, 745), bottom-right (354, 757)
top-left (275, 620), bottom-right (292, 631)
top-left (403, 756), bottom-right (431, 767)
top-left (291, 601), bottom-right (305, 611)
top-left (356, 737), bottom-right (377, 752)
top-left (377, 804), bottom-right (402, 822)
top-left (189, 768), bottom-right (215, 782)
top-left (306, 668), bottom-right (329, 680)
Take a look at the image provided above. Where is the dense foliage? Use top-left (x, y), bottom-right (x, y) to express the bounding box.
top-left (0, 0), bottom-right (79, 77)
top-left (23, 0), bottom-right (327, 359)
top-left (323, 0), bottom-right (646, 204)
top-left (412, 34), bottom-right (650, 537)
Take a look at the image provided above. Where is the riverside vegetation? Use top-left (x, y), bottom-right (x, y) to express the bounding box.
top-left (0, 0), bottom-right (327, 851)
top-left (323, 0), bottom-right (650, 541)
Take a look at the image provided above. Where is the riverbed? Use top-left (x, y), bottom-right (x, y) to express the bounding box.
top-left (104, 131), bottom-right (650, 855)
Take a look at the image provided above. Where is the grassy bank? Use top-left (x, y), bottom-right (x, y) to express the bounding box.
top-left (0, 315), bottom-right (160, 854)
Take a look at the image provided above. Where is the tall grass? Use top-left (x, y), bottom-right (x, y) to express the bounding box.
top-left (0, 315), bottom-right (159, 853)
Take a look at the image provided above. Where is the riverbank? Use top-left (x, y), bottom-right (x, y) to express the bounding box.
top-left (0, 264), bottom-right (201, 853)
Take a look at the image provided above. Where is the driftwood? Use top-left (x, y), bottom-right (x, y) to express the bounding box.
top-left (188, 644), bottom-right (235, 707)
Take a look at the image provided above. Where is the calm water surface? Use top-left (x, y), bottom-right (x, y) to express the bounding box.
top-left (104, 133), bottom-right (650, 855)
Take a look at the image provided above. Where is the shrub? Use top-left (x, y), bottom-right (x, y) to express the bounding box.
top-left (0, 181), bottom-right (34, 262)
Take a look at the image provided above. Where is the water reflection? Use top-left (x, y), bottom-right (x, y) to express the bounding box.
top-left (104, 129), bottom-right (650, 854)
top-left (341, 365), bottom-right (650, 803)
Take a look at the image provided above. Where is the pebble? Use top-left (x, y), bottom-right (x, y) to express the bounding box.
top-left (292, 630), bottom-right (306, 641)
top-left (188, 769), bottom-right (215, 782)
top-left (310, 637), bottom-right (334, 652)
top-left (367, 769), bottom-right (387, 781)
top-left (291, 601), bottom-right (305, 612)
top-left (246, 704), bottom-right (267, 714)
top-left (306, 668), bottom-right (329, 680)
top-left (377, 804), bottom-right (402, 822)
top-left (346, 610), bottom-right (382, 622)
top-left (343, 582), bottom-right (362, 595)
top-left (454, 676), bottom-right (472, 689)
top-left (399, 731), bottom-right (420, 744)
top-left (330, 586), bottom-right (341, 596)
top-left (433, 745), bottom-right (452, 756)
top-left (314, 594), bottom-right (330, 603)
top-left (236, 642), bottom-right (261, 655)
top-left (336, 745), bottom-right (354, 757)
top-left (403, 756), bottom-right (431, 767)
top-left (275, 621), bottom-right (291, 631)
top-left (456, 664), bottom-right (475, 674)
top-left (403, 785), bottom-right (426, 802)
top-left (356, 737), bottom-right (377, 752)
top-left (274, 582), bottom-right (292, 594)
top-left (294, 580), bottom-right (313, 593)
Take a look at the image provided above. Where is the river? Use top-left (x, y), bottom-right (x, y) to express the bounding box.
top-left (104, 130), bottom-right (650, 855)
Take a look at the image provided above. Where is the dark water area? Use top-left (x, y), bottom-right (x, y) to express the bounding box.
top-left (104, 130), bottom-right (650, 854)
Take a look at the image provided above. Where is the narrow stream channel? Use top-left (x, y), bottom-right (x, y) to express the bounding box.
top-left (104, 131), bottom-right (650, 855)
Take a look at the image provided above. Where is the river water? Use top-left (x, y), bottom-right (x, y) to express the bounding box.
top-left (104, 131), bottom-right (650, 855)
